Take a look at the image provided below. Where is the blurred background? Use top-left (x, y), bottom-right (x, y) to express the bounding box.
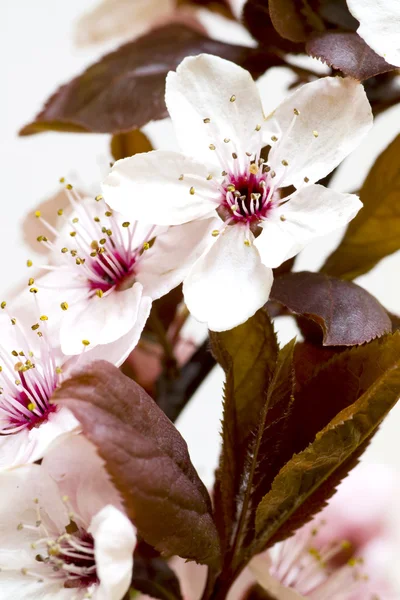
top-left (2, 0), bottom-right (400, 590)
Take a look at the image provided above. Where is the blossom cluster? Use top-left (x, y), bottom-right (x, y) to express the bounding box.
top-left (2, 4), bottom-right (400, 593)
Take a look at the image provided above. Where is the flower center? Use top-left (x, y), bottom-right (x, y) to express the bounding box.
top-left (41, 527), bottom-right (98, 589)
top-left (217, 162), bottom-right (273, 231)
top-left (0, 312), bottom-right (60, 436)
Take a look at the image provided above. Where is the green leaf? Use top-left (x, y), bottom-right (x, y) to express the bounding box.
top-left (253, 332), bottom-right (400, 553)
top-left (210, 309), bottom-right (278, 551)
top-left (322, 134), bottom-right (400, 279)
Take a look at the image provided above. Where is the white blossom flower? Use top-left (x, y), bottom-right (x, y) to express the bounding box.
top-left (31, 188), bottom-right (213, 357)
top-left (0, 301), bottom-right (78, 470)
top-left (346, 0), bottom-right (400, 67)
top-left (102, 54), bottom-right (372, 332)
top-left (0, 434), bottom-right (136, 599)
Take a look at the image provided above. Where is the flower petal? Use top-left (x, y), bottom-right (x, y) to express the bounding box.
top-left (166, 54), bottom-right (265, 170)
top-left (42, 434), bottom-right (124, 527)
top-left (69, 296), bottom-right (152, 369)
top-left (102, 151), bottom-right (219, 225)
top-left (267, 76), bottom-right (373, 188)
top-left (60, 282), bottom-right (143, 355)
top-left (89, 505), bottom-right (136, 600)
top-left (0, 407), bottom-right (79, 471)
top-left (250, 555), bottom-right (306, 600)
top-left (137, 217), bottom-right (219, 299)
top-left (255, 185), bottom-right (362, 268)
top-left (347, 0), bottom-right (400, 67)
top-left (183, 224), bottom-right (273, 331)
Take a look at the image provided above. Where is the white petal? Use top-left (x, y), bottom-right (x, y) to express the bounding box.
top-left (0, 465), bottom-right (68, 553)
top-left (42, 434), bottom-right (124, 527)
top-left (267, 76), bottom-right (373, 188)
top-left (60, 282), bottom-right (143, 355)
top-left (347, 0), bottom-right (400, 67)
top-left (250, 555), bottom-right (306, 600)
top-left (255, 185), bottom-right (362, 268)
top-left (75, 0), bottom-right (174, 47)
top-left (137, 217), bottom-right (219, 299)
top-left (0, 575), bottom-right (76, 600)
top-left (166, 54), bottom-right (265, 169)
top-left (89, 505), bottom-right (136, 600)
top-left (71, 296), bottom-right (152, 369)
top-left (226, 0), bottom-right (246, 20)
top-left (102, 151), bottom-right (219, 225)
top-left (0, 407), bottom-right (79, 470)
top-left (183, 224), bottom-right (273, 331)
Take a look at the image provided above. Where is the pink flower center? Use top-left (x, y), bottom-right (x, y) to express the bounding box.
top-left (0, 316), bottom-right (60, 436)
top-left (46, 528), bottom-right (98, 589)
top-left (218, 166), bottom-right (272, 226)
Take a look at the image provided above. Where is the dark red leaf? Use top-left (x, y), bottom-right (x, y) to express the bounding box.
top-left (243, 0), bottom-right (304, 52)
top-left (269, 0), bottom-right (323, 43)
top-left (19, 24), bottom-right (281, 136)
top-left (307, 32), bottom-right (396, 80)
top-left (270, 271), bottom-right (391, 346)
top-left (132, 539), bottom-right (183, 600)
top-left (54, 361), bottom-right (221, 568)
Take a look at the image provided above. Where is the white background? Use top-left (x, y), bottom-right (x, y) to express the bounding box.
top-left (2, 0), bottom-right (400, 591)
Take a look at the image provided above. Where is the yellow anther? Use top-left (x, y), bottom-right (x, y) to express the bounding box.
top-left (105, 211), bottom-right (112, 217)
top-left (264, 165), bottom-right (271, 173)
top-left (95, 289), bottom-right (104, 298)
top-left (1, 301), bottom-right (6, 309)
top-left (211, 230), bottom-right (220, 237)
top-left (122, 222), bottom-right (130, 228)
top-left (206, 174), bottom-right (213, 180)
top-left (30, 287), bottom-right (38, 294)
top-left (28, 278), bottom-right (34, 286)
top-left (313, 130), bottom-right (319, 138)
top-left (12, 350), bottom-right (18, 357)
top-left (179, 174), bottom-right (184, 180)
top-left (209, 144), bottom-right (216, 150)
top-left (230, 95), bottom-right (236, 102)
top-left (99, 238), bottom-right (106, 245)
top-left (72, 217), bottom-right (79, 224)
top-left (70, 250), bottom-right (77, 257)
top-left (281, 159), bottom-right (289, 167)
top-left (293, 108), bottom-right (300, 116)
top-left (249, 163), bottom-right (258, 175)
top-left (59, 177), bottom-right (65, 183)
top-left (224, 138), bottom-right (230, 143)
top-left (40, 315), bottom-right (48, 321)
top-left (65, 183), bottom-right (73, 190)
top-left (270, 170), bottom-right (276, 178)
top-left (60, 302), bottom-right (68, 311)
top-left (95, 194), bottom-right (103, 202)
top-left (106, 229), bottom-right (112, 236)
top-left (143, 242), bottom-right (150, 251)
top-left (221, 170), bottom-right (227, 176)
top-left (232, 152), bottom-right (238, 159)
top-left (244, 239), bottom-right (251, 247)
top-left (56, 366), bottom-right (63, 374)
top-left (304, 176), bottom-right (310, 183)
top-left (34, 210), bottom-right (41, 218)
top-left (28, 403), bottom-right (37, 412)
top-left (90, 251), bottom-right (97, 257)
top-left (94, 216), bottom-right (100, 223)
top-left (61, 247), bottom-right (68, 253)
top-left (57, 208), bottom-right (63, 216)
top-left (91, 240), bottom-right (98, 249)
top-left (11, 318), bottom-right (16, 325)
top-left (82, 340), bottom-right (90, 346)
top-left (271, 135), bottom-right (278, 142)
top-left (255, 124), bottom-right (261, 131)
top-left (70, 231), bottom-right (76, 237)
top-left (190, 187), bottom-right (195, 195)
top-left (280, 215), bottom-right (286, 222)
top-left (31, 323), bottom-right (39, 331)
top-left (203, 118), bottom-right (210, 123)
top-left (227, 184), bottom-right (235, 192)
top-left (26, 259), bottom-right (33, 267)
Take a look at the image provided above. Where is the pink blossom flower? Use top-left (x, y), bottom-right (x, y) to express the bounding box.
top-left (250, 463), bottom-right (399, 599)
top-left (31, 189), bottom-right (212, 359)
top-left (102, 54), bottom-right (372, 332)
top-left (0, 434), bottom-right (136, 599)
top-left (0, 301), bottom-right (78, 470)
